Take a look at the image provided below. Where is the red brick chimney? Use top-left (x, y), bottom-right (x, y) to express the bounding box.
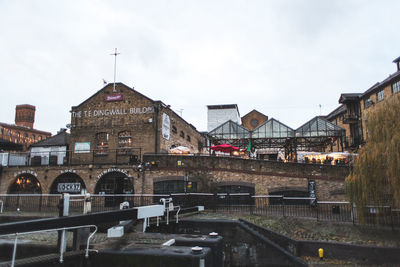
top-left (15, 104), bottom-right (36, 129)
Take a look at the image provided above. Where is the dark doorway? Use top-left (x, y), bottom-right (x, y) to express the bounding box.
top-left (50, 173), bottom-right (86, 194)
top-left (95, 172), bottom-right (133, 207)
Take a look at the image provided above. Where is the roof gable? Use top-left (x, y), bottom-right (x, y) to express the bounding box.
top-left (72, 83), bottom-right (155, 109)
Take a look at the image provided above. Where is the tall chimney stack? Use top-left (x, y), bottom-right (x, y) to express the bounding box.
top-left (15, 104), bottom-right (36, 129)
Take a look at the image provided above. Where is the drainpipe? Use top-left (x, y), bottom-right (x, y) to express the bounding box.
top-left (154, 102), bottom-right (160, 154)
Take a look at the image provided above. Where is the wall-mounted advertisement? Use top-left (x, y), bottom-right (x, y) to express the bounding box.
top-left (74, 142), bottom-right (91, 153)
top-left (162, 113), bottom-right (170, 140)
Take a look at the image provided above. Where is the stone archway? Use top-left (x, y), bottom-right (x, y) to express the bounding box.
top-left (50, 173), bottom-right (86, 194)
top-left (8, 174), bottom-right (42, 194)
top-left (269, 186), bottom-right (309, 205)
top-left (215, 181), bottom-right (255, 205)
top-left (95, 171), bottom-right (134, 207)
top-left (153, 176), bottom-right (198, 194)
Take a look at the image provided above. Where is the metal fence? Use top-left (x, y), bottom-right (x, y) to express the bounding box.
top-left (0, 193), bottom-right (398, 228)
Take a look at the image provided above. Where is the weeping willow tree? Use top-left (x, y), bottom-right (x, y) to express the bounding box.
top-left (346, 93), bottom-right (400, 223)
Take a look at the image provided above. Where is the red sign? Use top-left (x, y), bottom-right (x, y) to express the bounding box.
top-left (105, 94), bottom-right (123, 101)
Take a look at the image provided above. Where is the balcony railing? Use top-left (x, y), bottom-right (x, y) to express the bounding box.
top-left (343, 113), bottom-right (359, 124)
top-left (0, 148), bottom-right (142, 167)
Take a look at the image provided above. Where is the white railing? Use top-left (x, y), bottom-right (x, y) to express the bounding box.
top-left (0, 224), bottom-right (97, 267)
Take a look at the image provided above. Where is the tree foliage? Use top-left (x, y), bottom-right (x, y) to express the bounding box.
top-left (346, 93), bottom-right (400, 221)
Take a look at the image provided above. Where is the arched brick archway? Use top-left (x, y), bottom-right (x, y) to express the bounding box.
top-left (8, 173), bottom-right (42, 194)
top-left (50, 172), bottom-right (86, 194)
top-left (153, 176), bottom-right (198, 194)
top-left (268, 186), bottom-right (309, 205)
top-left (95, 171), bottom-right (133, 207)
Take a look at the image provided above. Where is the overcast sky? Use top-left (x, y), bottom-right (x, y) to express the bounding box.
top-left (1, 0), bottom-right (399, 135)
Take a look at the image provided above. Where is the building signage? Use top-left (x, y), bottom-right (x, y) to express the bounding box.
top-left (57, 183), bottom-right (81, 193)
top-left (308, 180), bottom-right (316, 206)
top-left (97, 168), bottom-right (130, 179)
top-left (72, 106), bottom-right (154, 118)
top-left (105, 94), bottom-right (123, 102)
top-left (14, 170), bottom-right (38, 177)
top-left (162, 113), bottom-right (170, 140)
top-left (74, 142), bottom-right (91, 153)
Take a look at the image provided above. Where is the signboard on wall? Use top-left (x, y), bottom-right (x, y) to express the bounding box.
top-left (308, 180), bottom-right (316, 206)
top-left (105, 94), bottom-right (123, 102)
top-left (162, 113), bottom-right (170, 140)
top-left (57, 183), bottom-right (81, 193)
top-left (74, 142), bottom-right (91, 153)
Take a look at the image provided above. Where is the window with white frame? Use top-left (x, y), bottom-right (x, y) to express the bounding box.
top-left (376, 90), bottom-right (384, 102)
top-left (392, 80), bottom-right (400, 94)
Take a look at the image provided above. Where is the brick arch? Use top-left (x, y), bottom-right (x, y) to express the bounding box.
top-left (153, 175), bottom-right (200, 183)
top-left (213, 181), bottom-right (255, 188)
top-left (7, 173), bottom-right (42, 194)
top-left (50, 172), bottom-right (86, 194)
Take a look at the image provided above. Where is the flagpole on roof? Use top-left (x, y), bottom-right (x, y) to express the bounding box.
top-left (110, 48), bottom-right (120, 92)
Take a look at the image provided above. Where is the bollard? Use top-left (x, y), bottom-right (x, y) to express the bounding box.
top-left (318, 248), bottom-right (324, 260)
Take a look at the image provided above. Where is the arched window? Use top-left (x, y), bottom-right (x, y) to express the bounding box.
top-left (95, 132), bottom-right (109, 155)
top-left (180, 131), bottom-right (185, 138)
top-left (186, 135), bottom-right (191, 142)
top-left (31, 134), bottom-right (36, 142)
top-left (118, 131), bottom-right (132, 154)
top-left (172, 126), bottom-right (177, 134)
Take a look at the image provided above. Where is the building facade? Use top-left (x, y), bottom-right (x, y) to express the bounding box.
top-left (207, 104), bottom-right (241, 132)
top-left (0, 105), bottom-right (51, 151)
top-left (69, 83), bottom-right (205, 166)
top-left (327, 56), bottom-right (400, 152)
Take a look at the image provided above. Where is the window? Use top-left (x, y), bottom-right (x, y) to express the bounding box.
top-left (180, 131), bottom-right (185, 138)
top-left (376, 90), bottom-right (384, 102)
top-left (392, 81), bottom-right (400, 94)
top-left (364, 98), bottom-right (373, 109)
top-left (251, 119), bottom-right (259, 127)
top-left (118, 131), bottom-right (132, 154)
top-left (0, 126), bottom-right (3, 135)
top-left (95, 132), bottom-right (109, 155)
top-left (31, 134), bottom-right (35, 142)
top-left (187, 135), bottom-right (191, 142)
top-left (172, 126), bottom-right (177, 134)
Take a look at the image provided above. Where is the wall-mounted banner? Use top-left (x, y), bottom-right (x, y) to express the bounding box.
top-left (74, 142), bottom-right (91, 153)
top-left (162, 113), bottom-right (170, 140)
top-left (105, 94), bottom-right (123, 102)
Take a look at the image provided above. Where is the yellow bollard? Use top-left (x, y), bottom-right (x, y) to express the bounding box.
top-left (318, 248), bottom-right (324, 260)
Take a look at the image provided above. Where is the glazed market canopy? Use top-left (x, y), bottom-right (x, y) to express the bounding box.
top-left (207, 117), bottom-right (345, 150)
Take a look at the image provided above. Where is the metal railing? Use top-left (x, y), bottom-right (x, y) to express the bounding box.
top-left (0, 224), bottom-right (97, 267)
top-left (0, 148), bottom-right (142, 167)
top-left (0, 193), bottom-right (398, 228)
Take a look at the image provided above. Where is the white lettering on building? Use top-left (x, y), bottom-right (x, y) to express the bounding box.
top-left (97, 168), bottom-right (131, 179)
top-left (73, 106), bottom-right (153, 118)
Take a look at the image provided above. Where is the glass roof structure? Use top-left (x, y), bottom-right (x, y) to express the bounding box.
top-left (207, 120), bottom-right (251, 146)
top-left (295, 116), bottom-right (345, 138)
top-left (252, 118), bottom-right (295, 138)
top-left (207, 116), bottom-right (345, 152)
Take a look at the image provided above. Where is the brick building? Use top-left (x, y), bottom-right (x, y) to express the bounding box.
top-left (326, 56), bottom-right (400, 151)
top-left (0, 104), bottom-right (51, 151)
top-left (69, 83), bottom-right (205, 165)
top-left (241, 110), bottom-right (268, 131)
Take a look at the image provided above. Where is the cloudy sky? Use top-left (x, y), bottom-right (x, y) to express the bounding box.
top-left (1, 0), bottom-right (399, 134)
